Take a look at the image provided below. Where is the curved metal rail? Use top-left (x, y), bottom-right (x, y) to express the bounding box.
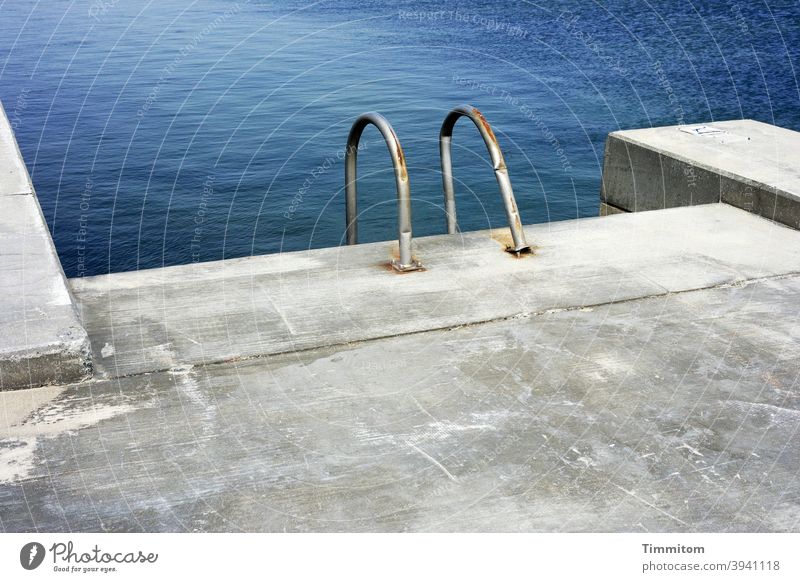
top-left (345, 112), bottom-right (422, 272)
top-left (439, 105), bottom-right (530, 254)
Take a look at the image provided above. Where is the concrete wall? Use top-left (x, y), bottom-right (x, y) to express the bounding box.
top-left (600, 120), bottom-right (800, 230)
top-left (0, 101), bottom-right (92, 390)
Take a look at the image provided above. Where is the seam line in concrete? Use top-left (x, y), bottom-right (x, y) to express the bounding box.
top-left (87, 270), bottom-right (800, 385)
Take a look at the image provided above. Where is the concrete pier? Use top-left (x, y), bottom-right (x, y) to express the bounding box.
top-left (1, 116), bottom-right (799, 532)
top-left (601, 120), bottom-right (800, 229)
top-left (0, 103), bottom-right (92, 391)
top-left (2, 203), bottom-right (800, 531)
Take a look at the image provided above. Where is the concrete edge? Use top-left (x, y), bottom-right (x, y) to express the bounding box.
top-left (0, 331), bottom-right (93, 392)
top-left (601, 128), bottom-right (800, 229)
top-left (605, 123), bottom-right (792, 196)
top-left (0, 101), bottom-right (35, 197)
top-left (0, 100), bottom-right (93, 391)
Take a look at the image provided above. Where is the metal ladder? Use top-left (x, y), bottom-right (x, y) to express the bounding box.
top-left (439, 105), bottom-right (530, 255)
top-left (344, 105), bottom-right (529, 272)
top-left (345, 112), bottom-right (421, 272)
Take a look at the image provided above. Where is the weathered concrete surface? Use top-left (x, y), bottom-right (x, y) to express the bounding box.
top-left (1, 201), bottom-right (798, 531)
top-left (601, 120), bottom-right (800, 229)
top-left (0, 271), bottom-right (798, 532)
top-left (0, 104), bottom-right (34, 198)
top-left (71, 203), bottom-right (800, 380)
top-left (0, 102), bottom-right (92, 391)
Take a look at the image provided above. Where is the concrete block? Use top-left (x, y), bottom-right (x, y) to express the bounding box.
top-left (601, 120), bottom-right (800, 229)
top-left (0, 102), bottom-right (92, 390)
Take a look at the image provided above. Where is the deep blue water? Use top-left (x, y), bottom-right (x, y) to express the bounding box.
top-left (1, 0), bottom-right (798, 277)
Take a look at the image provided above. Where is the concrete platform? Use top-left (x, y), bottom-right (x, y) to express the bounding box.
top-left (601, 120), bottom-right (800, 229)
top-left (71, 204), bottom-right (800, 380)
top-left (0, 102), bottom-right (92, 391)
top-left (1, 203), bottom-right (799, 531)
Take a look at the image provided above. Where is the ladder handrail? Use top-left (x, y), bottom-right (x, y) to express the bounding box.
top-left (439, 105), bottom-right (530, 253)
top-left (345, 112), bottom-right (422, 271)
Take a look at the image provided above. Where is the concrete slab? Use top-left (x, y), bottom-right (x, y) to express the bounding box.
top-left (0, 102), bottom-right (92, 390)
top-left (601, 120), bottom-right (800, 229)
top-left (70, 204), bottom-right (800, 380)
top-left (1, 271), bottom-right (798, 532)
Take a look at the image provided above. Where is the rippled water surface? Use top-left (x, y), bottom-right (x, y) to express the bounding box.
top-left (1, 0), bottom-right (798, 276)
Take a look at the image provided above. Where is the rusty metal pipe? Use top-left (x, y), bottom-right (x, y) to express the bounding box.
top-left (439, 105), bottom-right (530, 254)
top-left (345, 112), bottom-right (421, 272)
